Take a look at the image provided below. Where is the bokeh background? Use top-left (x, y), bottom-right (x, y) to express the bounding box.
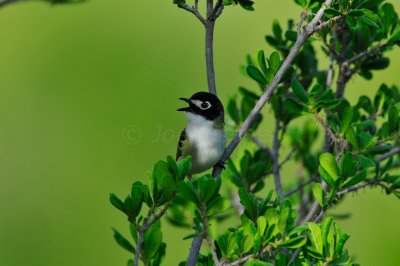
top-left (0, 0), bottom-right (399, 265)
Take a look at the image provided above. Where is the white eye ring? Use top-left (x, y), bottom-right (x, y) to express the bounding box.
top-left (200, 101), bottom-right (211, 110)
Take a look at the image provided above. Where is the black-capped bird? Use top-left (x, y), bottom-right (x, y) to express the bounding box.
top-left (176, 92), bottom-right (226, 176)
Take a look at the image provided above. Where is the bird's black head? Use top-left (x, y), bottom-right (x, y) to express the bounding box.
top-left (178, 91), bottom-right (224, 121)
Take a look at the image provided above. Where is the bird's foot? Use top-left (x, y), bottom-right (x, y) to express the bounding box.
top-left (215, 160), bottom-right (226, 169)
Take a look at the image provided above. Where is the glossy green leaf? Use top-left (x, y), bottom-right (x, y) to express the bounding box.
top-left (358, 155), bottom-right (376, 168)
top-left (340, 107), bottom-right (353, 134)
top-left (341, 152), bottom-right (356, 178)
top-left (112, 228), bottom-right (135, 253)
top-left (143, 226), bottom-right (162, 261)
top-left (336, 233), bottom-right (350, 255)
top-left (257, 50), bottom-right (268, 75)
top-left (239, 188), bottom-right (258, 221)
top-left (269, 52), bottom-right (281, 73)
top-left (345, 127), bottom-right (359, 149)
top-left (284, 98), bottom-right (304, 114)
top-left (247, 65), bottom-right (267, 85)
top-left (278, 236), bottom-right (307, 248)
top-left (110, 193), bottom-right (126, 214)
top-left (291, 79), bottom-right (309, 103)
top-left (312, 183), bottom-right (324, 207)
top-left (308, 222), bottom-right (323, 254)
top-left (206, 197), bottom-right (230, 216)
top-left (341, 170), bottom-right (367, 188)
top-left (319, 153), bottom-right (339, 181)
top-left (321, 217), bottom-right (333, 257)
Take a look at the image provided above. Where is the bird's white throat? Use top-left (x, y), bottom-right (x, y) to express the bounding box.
top-left (184, 112), bottom-right (226, 173)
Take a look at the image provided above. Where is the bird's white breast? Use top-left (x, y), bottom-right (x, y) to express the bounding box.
top-left (185, 113), bottom-right (226, 174)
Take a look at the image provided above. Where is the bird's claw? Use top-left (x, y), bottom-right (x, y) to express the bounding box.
top-left (215, 160), bottom-right (226, 169)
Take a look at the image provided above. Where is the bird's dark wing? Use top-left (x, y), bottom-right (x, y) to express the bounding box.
top-left (176, 128), bottom-right (187, 161)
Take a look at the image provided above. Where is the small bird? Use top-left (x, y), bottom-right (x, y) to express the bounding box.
top-left (176, 91), bottom-right (226, 176)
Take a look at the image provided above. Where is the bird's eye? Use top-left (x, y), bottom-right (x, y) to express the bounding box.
top-left (200, 102), bottom-right (211, 110)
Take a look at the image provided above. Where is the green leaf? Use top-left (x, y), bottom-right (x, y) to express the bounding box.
top-left (285, 30), bottom-right (297, 41)
top-left (291, 79), bottom-right (309, 103)
top-left (358, 155), bottom-right (376, 168)
top-left (319, 153), bottom-right (339, 181)
top-left (361, 15), bottom-right (379, 28)
top-left (348, 9), bottom-right (364, 17)
top-left (239, 188), bottom-right (258, 221)
top-left (110, 193), bottom-right (126, 214)
top-left (341, 170), bottom-right (367, 188)
top-left (237, 0), bottom-right (255, 11)
top-left (131, 182), bottom-right (144, 216)
top-left (257, 50), bottom-right (268, 75)
top-left (244, 259), bottom-right (274, 266)
top-left (143, 226), bottom-right (163, 261)
top-left (247, 65), bottom-right (267, 85)
top-left (112, 228), bottom-right (135, 253)
top-left (177, 156), bottom-right (192, 180)
top-left (284, 98), bottom-right (304, 114)
top-left (319, 166), bottom-right (335, 188)
top-left (227, 98), bottom-right (240, 124)
top-left (178, 182), bottom-right (199, 206)
top-left (324, 8), bottom-right (342, 18)
top-left (269, 52), bottom-right (281, 73)
top-left (278, 236), bottom-right (307, 248)
top-left (308, 222), bottom-right (323, 254)
top-left (304, 245), bottom-right (324, 259)
top-left (206, 197), bottom-right (230, 216)
top-left (256, 216), bottom-right (267, 236)
top-left (321, 217), bottom-right (333, 257)
top-left (340, 107), bottom-right (353, 134)
top-left (345, 127), bottom-right (359, 149)
top-left (341, 152), bottom-right (356, 178)
top-left (358, 132), bottom-right (377, 151)
top-left (336, 233), bottom-right (350, 255)
top-left (312, 183), bottom-right (324, 207)
top-left (272, 20), bottom-right (283, 42)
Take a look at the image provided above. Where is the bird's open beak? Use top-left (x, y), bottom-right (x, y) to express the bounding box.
top-left (177, 98), bottom-right (192, 112)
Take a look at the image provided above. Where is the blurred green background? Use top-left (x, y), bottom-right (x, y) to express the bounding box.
top-left (0, 0), bottom-right (399, 265)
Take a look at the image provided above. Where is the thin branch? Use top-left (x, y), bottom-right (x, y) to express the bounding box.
top-left (142, 202), bottom-right (172, 231)
top-left (343, 41), bottom-right (392, 66)
top-left (178, 3), bottom-right (207, 25)
top-left (279, 146), bottom-right (296, 169)
top-left (206, 229), bottom-right (221, 266)
top-left (205, 22), bottom-right (217, 95)
top-left (312, 15), bottom-right (341, 33)
top-left (272, 118), bottom-right (283, 197)
top-left (326, 32), bottom-right (336, 89)
top-left (297, 11), bottom-right (307, 35)
top-left (313, 113), bottom-right (340, 144)
top-left (336, 179), bottom-right (392, 197)
top-left (301, 200), bottom-right (320, 225)
top-left (375, 146), bottom-right (400, 163)
top-left (335, 18), bottom-right (351, 99)
top-left (284, 176), bottom-right (318, 198)
top-left (222, 246), bottom-right (270, 266)
top-left (210, 0), bottom-right (224, 20)
top-left (249, 134), bottom-right (273, 158)
top-left (213, 0), bottom-right (338, 177)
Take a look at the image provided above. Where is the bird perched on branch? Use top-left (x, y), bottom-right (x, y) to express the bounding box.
top-left (176, 91), bottom-right (226, 176)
